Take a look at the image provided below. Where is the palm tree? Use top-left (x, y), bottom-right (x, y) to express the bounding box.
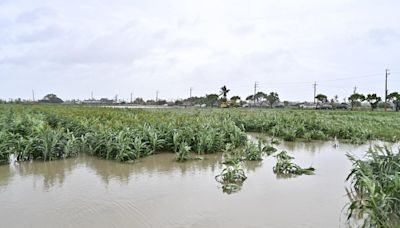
top-left (220, 85), bottom-right (230, 102)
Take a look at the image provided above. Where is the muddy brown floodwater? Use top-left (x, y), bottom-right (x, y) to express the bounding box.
top-left (0, 137), bottom-right (398, 228)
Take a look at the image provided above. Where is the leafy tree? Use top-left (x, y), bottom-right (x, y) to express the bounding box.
top-left (254, 91), bottom-right (266, 102)
top-left (39, 94), bottom-right (63, 103)
top-left (155, 99), bottom-right (167, 105)
top-left (133, 97), bottom-right (145, 105)
top-left (315, 94), bottom-right (328, 103)
top-left (388, 92), bottom-right (400, 111)
top-left (146, 99), bottom-right (156, 105)
top-left (219, 85), bottom-right (230, 102)
top-left (348, 93), bottom-right (365, 110)
top-left (315, 94), bottom-right (327, 109)
top-left (174, 100), bottom-right (183, 106)
top-left (266, 92), bottom-right (279, 108)
top-left (230, 96), bottom-right (241, 103)
top-left (245, 95), bottom-right (254, 101)
top-left (205, 94), bottom-right (219, 107)
top-left (366, 93), bottom-right (381, 111)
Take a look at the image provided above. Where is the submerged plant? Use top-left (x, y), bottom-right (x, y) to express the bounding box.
top-left (215, 160), bottom-right (247, 194)
top-left (273, 151), bottom-right (315, 176)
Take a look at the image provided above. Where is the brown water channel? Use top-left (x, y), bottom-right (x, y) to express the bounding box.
top-left (0, 137), bottom-right (398, 228)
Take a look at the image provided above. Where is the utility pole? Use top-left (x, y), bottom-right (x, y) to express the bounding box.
top-left (91, 91), bottom-right (94, 100)
top-left (253, 81), bottom-right (258, 105)
top-left (385, 69), bottom-right (390, 112)
top-left (190, 87), bottom-right (192, 98)
top-left (32, 90), bottom-right (35, 102)
top-left (353, 85), bottom-right (357, 94)
top-left (156, 90), bottom-right (159, 102)
top-left (130, 92), bottom-right (133, 103)
top-left (313, 81), bottom-right (317, 104)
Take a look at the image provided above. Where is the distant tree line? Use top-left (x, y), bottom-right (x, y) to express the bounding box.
top-left (315, 91), bottom-right (400, 111)
top-left (2, 88), bottom-right (400, 111)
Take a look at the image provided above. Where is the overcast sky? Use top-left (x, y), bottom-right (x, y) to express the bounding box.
top-left (0, 0), bottom-right (399, 102)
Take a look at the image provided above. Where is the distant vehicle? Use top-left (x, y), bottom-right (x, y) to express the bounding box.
top-left (317, 104), bottom-right (333, 110)
top-left (299, 104), bottom-right (317, 109)
top-left (336, 103), bottom-right (348, 109)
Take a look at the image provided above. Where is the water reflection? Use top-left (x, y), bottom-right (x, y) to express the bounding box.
top-left (0, 159), bottom-right (78, 190)
top-left (243, 160), bottom-right (263, 173)
top-left (81, 152), bottom-right (223, 185)
top-left (0, 153), bottom-right (224, 190)
top-left (0, 139), bottom-right (398, 228)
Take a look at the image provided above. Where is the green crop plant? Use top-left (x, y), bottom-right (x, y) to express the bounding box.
top-left (1, 105), bottom-right (399, 165)
top-left (243, 141), bottom-right (263, 161)
top-left (62, 130), bottom-right (80, 158)
top-left (176, 141), bottom-right (190, 162)
top-left (114, 129), bottom-right (135, 162)
top-left (171, 131), bottom-right (181, 153)
top-left (147, 129), bottom-right (164, 155)
top-left (132, 137), bottom-right (147, 159)
top-left (346, 146), bottom-right (400, 228)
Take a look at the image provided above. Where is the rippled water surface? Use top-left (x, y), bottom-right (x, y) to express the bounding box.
top-left (0, 139), bottom-right (397, 228)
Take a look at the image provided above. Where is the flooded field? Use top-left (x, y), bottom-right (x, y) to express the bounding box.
top-left (0, 139), bottom-right (398, 228)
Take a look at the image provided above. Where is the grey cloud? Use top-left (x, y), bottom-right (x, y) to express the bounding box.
top-left (16, 7), bottom-right (57, 24)
top-left (169, 38), bottom-right (204, 49)
top-left (1, 0), bottom-right (399, 101)
top-left (190, 49), bottom-right (295, 87)
top-left (16, 25), bottom-right (64, 43)
top-left (368, 28), bottom-right (400, 46)
top-left (231, 25), bottom-right (255, 36)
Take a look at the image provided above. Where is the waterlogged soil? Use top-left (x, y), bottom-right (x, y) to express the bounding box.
top-left (0, 138), bottom-right (398, 228)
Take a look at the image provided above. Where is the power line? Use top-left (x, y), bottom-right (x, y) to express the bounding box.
top-left (255, 72), bottom-right (383, 86)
